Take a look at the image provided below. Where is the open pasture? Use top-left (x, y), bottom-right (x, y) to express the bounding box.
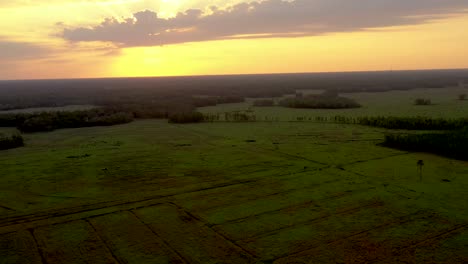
top-left (1, 118), bottom-right (467, 263)
top-left (0, 105), bottom-right (97, 114)
top-left (199, 86), bottom-right (468, 120)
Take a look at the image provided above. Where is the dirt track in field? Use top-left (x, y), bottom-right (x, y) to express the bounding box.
top-left (1, 170), bottom-right (467, 264)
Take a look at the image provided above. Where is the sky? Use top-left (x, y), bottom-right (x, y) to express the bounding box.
top-left (1, 0), bottom-right (468, 80)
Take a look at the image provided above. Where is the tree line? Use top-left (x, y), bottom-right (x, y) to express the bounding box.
top-left (278, 93), bottom-right (361, 109)
top-left (169, 110), bottom-right (257, 123)
top-left (355, 116), bottom-right (468, 130)
top-left (0, 108), bottom-right (134, 133)
top-left (167, 113), bottom-right (468, 131)
top-left (0, 95), bottom-right (248, 132)
top-left (382, 129), bottom-right (468, 160)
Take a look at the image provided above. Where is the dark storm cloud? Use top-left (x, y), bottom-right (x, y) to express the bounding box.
top-left (61, 0), bottom-right (468, 46)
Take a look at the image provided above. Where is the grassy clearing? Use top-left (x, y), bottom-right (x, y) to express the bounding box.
top-left (0, 94), bottom-right (467, 262)
top-left (199, 86), bottom-right (468, 120)
top-left (0, 105), bottom-right (97, 114)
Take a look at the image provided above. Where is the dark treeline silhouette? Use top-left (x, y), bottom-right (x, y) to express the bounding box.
top-left (192, 96), bottom-right (245, 107)
top-left (356, 116), bottom-right (468, 130)
top-left (0, 108), bottom-right (134, 133)
top-left (1, 70), bottom-right (467, 132)
top-left (168, 112), bottom-right (205, 124)
top-left (253, 99), bottom-right (275, 106)
top-left (382, 129), bottom-right (468, 160)
top-left (200, 110), bottom-right (256, 122)
top-left (279, 93), bottom-right (361, 109)
top-left (305, 115), bottom-right (468, 130)
top-left (0, 134), bottom-right (24, 150)
top-left (189, 113), bottom-right (468, 130)
top-left (1, 70), bottom-right (467, 111)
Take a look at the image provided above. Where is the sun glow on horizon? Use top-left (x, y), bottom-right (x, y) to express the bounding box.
top-left (1, 1), bottom-right (468, 80)
top-left (109, 14), bottom-right (468, 78)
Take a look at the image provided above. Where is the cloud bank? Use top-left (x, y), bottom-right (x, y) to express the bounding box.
top-left (62, 0), bottom-right (468, 46)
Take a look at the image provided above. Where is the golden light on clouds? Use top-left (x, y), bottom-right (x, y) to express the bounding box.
top-left (111, 14), bottom-right (468, 78)
top-left (0, 1), bottom-right (467, 80)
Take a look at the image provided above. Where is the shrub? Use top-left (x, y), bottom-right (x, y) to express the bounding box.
top-left (0, 134), bottom-right (24, 150)
top-left (414, 98), bottom-right (432, 105)
top-left (459, 94), bottom-right (467, 101)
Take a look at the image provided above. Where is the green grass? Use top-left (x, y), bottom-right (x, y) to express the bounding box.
top-left (0, 105), bottom-right (97, 114)
top-left (1, 119), bottom-right (466, 220)
top-left (1, 88), bottom-right (467, 262)
top-left (199, 86), bottom-right (468, 120)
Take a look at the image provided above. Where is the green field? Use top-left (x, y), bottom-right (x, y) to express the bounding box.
top-left (0, 105), bottom-right (97, 114)
top-left (200, 86), bottom-right (468, 120)
top-left (1, 87), bottom-right (467, 263)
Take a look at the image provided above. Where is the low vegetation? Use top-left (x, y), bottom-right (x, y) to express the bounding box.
top-left (0, 108), bottom-right (134, 133)
top-left (253, 99), bottom-right (275, 107)
top-left (168, 112), bottom-right (205, 123)
top-left (459, 94), bottom-right (467, 100)
top-left (279, 93), bottom-right (361, 109)
top-left (355, 116), bottom-right (468, 130)
top-left (382, 129), bottom-right (468, 160)
top-left (193, 96), bottom-right (245, 107)
top-left (414, 98), bottom-right (432, 105)
top-left (300, 115), bottom-right (468, 130)
top-left (0, 133), bottom-right (24, 150)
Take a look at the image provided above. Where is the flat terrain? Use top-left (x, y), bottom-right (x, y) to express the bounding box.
top-left (200, 86), bottom-right (468, 120)
top-left (1, 118), bottom-right (467, 263)
top-left (1, 87), bottom-right (468, 263)
top-left (0, 105), bottom-right (97, 114)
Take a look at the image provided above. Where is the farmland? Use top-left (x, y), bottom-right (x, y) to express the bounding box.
top-left (200, 86), bottom-right (468, 120)
top-left (1, 72), bottom-right (468, 263)
top-left (1, 100), bottom-right (467, 262)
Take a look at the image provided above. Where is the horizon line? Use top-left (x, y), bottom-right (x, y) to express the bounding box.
top-left (1, 67), bottom-right (468, 82)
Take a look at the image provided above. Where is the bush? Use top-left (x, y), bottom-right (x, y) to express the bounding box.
top-left (414, 98), bottom-right (432, 105)
top-left (253, 99), bottom-right (275, 107)
top-left (459, 94), bottom-right (467, 101)
top-left (0, 134), bottom-right (24, 150)
top-left (168, 112), bottom-right (205, 123)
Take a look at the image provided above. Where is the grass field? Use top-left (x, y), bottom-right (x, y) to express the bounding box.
top-left (199, 86), bottom-right (468, 120)
top-left (1, 111), bottom-right (467, 263)
top-left (0, 105), bottom-right (97, 114)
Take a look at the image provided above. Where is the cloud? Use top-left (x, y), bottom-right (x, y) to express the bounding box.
top-left (0, 39), bottom-right (51, 60)
top-left (62, 0), bottom-right (468, 46)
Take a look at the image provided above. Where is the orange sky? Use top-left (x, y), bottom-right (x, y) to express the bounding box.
top-left (0, 1), bottom-right (467, 80)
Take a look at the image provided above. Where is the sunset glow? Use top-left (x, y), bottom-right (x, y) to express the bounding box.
top-left (1, 1), bottom-right (467, 80)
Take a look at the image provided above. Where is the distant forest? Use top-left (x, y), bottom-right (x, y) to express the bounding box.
top-left (1, 70), bottom-right (468, 155)
top-left (1, 70), bottom-right (466, 112)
